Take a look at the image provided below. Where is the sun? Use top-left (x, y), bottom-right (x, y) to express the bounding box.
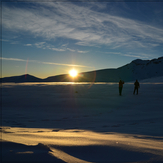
top-left (69, 69), bottom-right (78, 78)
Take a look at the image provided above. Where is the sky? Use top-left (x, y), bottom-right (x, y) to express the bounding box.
top-left (1, 0), bottom-right (163, 79)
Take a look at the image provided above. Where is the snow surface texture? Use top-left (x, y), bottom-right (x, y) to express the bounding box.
top-left (1, 79), bottom-right (163, 163)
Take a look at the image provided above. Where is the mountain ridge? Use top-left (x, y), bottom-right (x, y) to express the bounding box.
top-left (1, 57), bottom-right (163, 83)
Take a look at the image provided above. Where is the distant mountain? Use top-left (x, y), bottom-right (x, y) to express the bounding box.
top-left (1, 57), bottom-right (163, 83)
top-left (44, 56), bottom-right (163, 82)
top-left (0, 74), bottom-right (42, 83)
top-left (83, 56), bottom-right (163, 82)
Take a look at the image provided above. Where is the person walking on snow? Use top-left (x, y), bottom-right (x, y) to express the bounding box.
top-left (133, 80), bottom-right (140, 95)
top-left (119, 80), bottom-right (124, 96)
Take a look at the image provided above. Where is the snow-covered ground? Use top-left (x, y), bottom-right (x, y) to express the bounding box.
top-left (139, 76), bottom-right (163, 83)
top-left (1, 79), bottom-right (163, 163)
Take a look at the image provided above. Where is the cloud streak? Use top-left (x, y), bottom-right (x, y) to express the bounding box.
top-left (34, 42), bottom-right (66, 51)
top-left (2, 2), bottom-right (163, 50)
top-left (104, 52), bottom-right (150, 59)
top-left (0, 57), bottom-right (93, 68)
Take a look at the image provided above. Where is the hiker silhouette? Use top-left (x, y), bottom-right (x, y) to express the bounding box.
top-left (119, 80), bottom-right (124, 96)
top-left (133, 80), bottom-right (140, 95)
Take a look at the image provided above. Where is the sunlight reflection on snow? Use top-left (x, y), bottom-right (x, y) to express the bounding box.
top-left (2, 82), bottom-right (163, 88)
top-left (1, 126), bottom-right (163, 159)
top-left (1, 82), bottom-right (117, 86)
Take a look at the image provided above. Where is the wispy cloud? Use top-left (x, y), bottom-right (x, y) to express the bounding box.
top-left (0, 39), bottom-right (9, 42)
top-left (51, 48), bottom-right (65, 52)
top-left (34, 42), bottom-right (46, 48)
top-left (0, 57), bottom-right (25, 62)
top-left (67, 48), bottom-right (75, 52)
top-left (24, 41), bottom-right (66, 51)
top-left (121, 53), bottom-right (149, 59)
top-left (66, 47), bottom-right (88, 53)
top-left (77, 50), bottom-right (89, 53)
top-left (24, 44), bottom-right (32, 46)
top-left (2, 2), bottom-right (163, 50)
top-left (0, 57), bottom-right (93, 68)
top-left (104, 52), bottom-right (151, 59)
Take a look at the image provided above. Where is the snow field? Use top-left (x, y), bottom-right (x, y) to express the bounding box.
top-left (1, 82), bottom-right (163, 162)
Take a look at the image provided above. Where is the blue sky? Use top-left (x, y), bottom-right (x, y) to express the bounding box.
top-left (1, 0), bottom-right (163, 78)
